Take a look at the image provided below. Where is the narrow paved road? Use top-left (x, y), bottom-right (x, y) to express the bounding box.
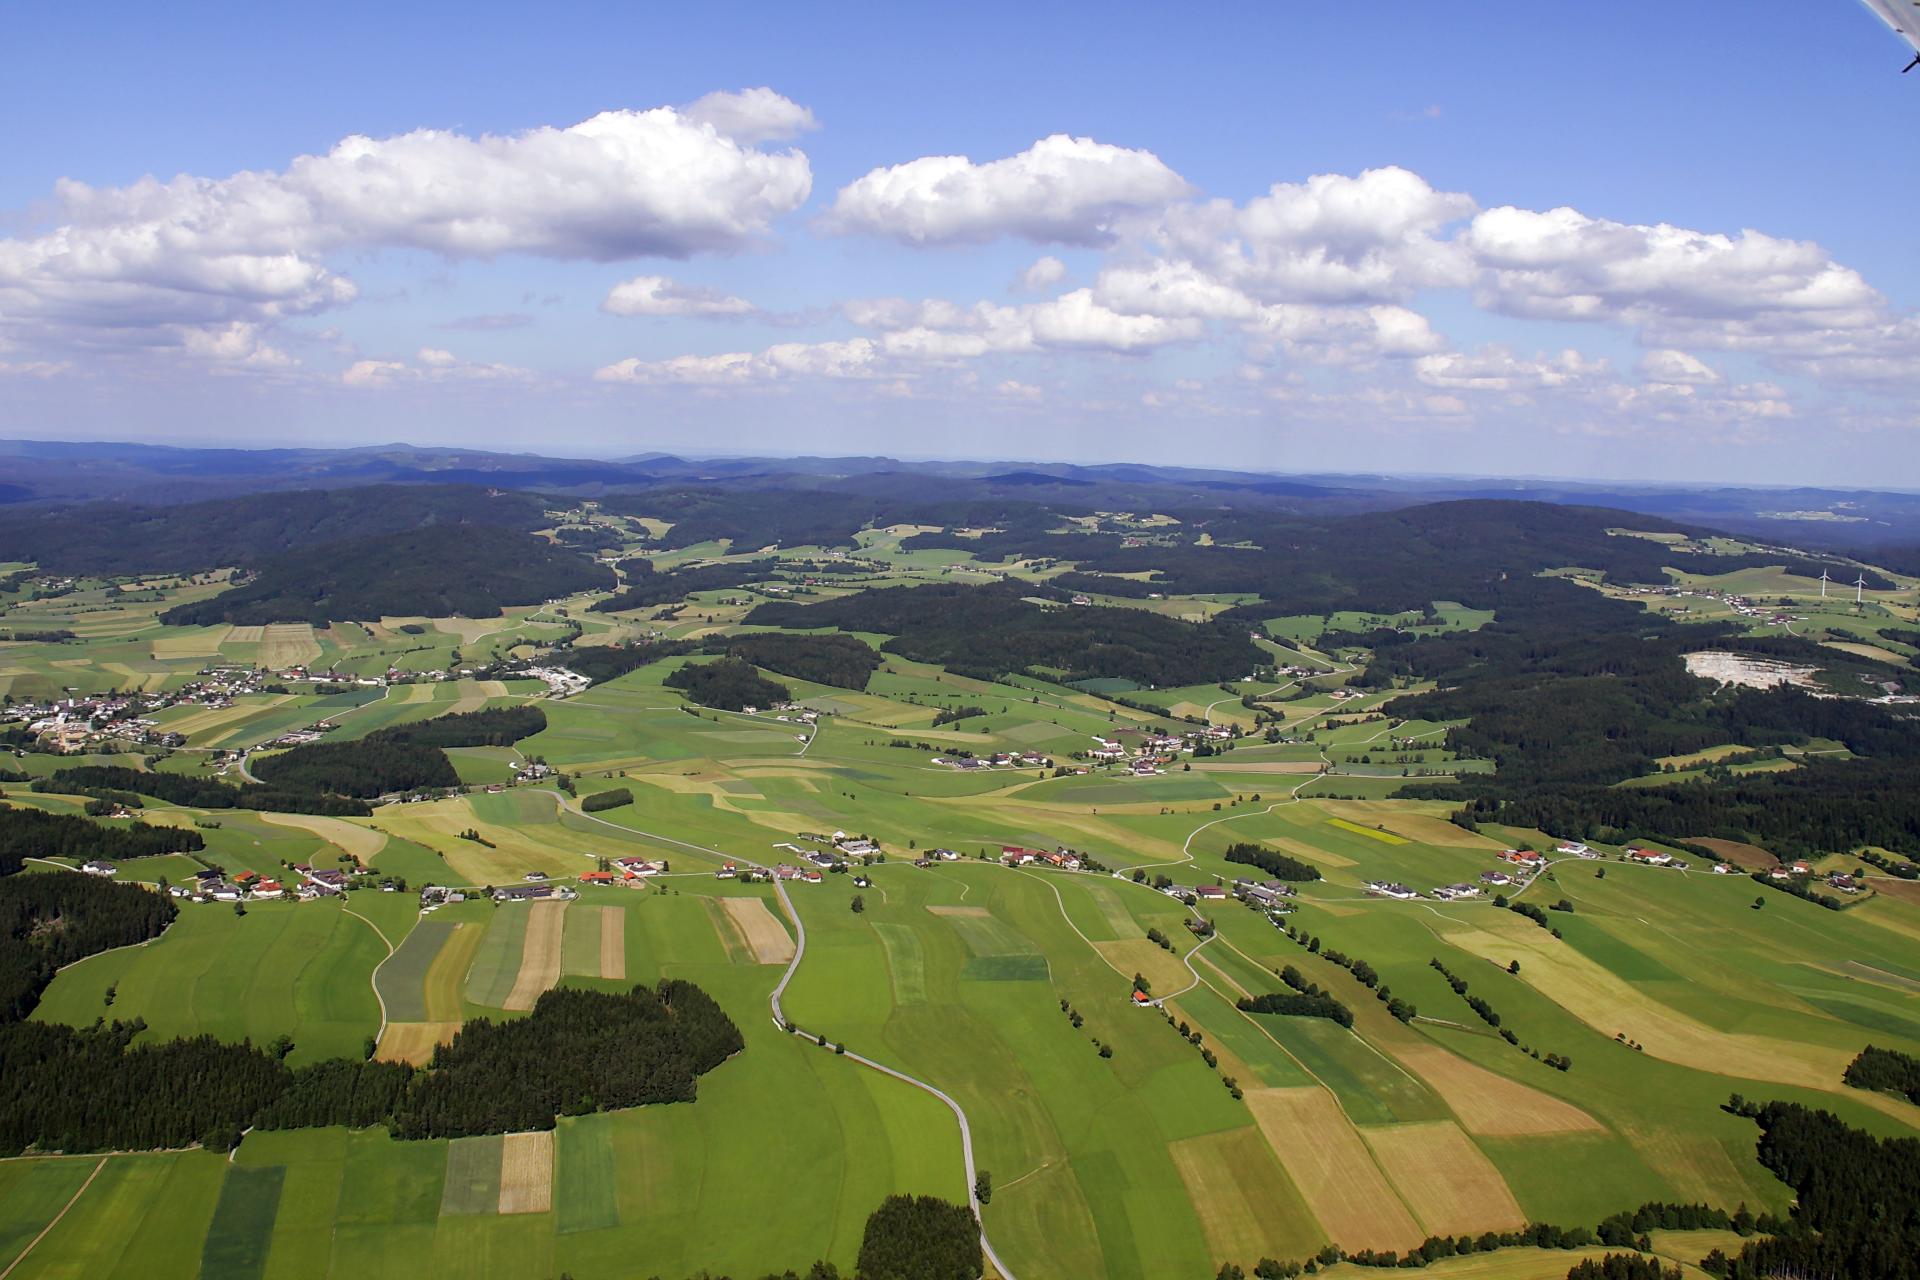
top-left (553, 792), bottom-right (1019, 1279)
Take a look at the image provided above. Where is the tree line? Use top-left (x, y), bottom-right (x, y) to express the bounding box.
top-left (46, 765), bottom-right (366, 818)
top-left (559, 639), bottom-right (698, 685)
top-left (707, 632), bottom-right (882, 691)
top-left (1221, 841), bottom-right (1323, 882)
top-left (162, 524), bottom-right (612, 626)
top-left (665, 658), bottom-right (793, 711)
top-left (590, 557), bottom-right (786, 613)
top-left (748, 580), bottom-right (1264, 687)
top-left (0, 805), bottom-right (204, 874)
top-left (1842, 1044), bottom-right (1920, 1105)
top-left (1706, 1097), bottom-right (1920, 1280)
top-left (0, 871), bottom-right (177, 1022)
top-left (0, 978), bottom-right (741, 1155)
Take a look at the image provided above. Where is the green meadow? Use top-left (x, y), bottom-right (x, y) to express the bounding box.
top-left (4, 548), bottom-right (1918, 1280)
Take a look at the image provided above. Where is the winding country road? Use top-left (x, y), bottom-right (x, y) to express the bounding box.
top-left (552, 792), bottom-right (1019, 1279)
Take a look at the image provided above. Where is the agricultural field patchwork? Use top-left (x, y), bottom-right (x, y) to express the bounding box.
top-left (4, 493), bottom-right (1919, 1280)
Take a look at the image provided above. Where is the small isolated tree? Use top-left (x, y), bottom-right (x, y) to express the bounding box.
top-left (973, 1170), bottom-right (992, 1205)
top-left (1508, 959), bottom-right (1521, 975)
top-left (851, 895), bottom-right (865, 915)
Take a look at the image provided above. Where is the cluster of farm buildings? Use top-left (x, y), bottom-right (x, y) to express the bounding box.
top-left (79, 858), bottom-right (392, 904)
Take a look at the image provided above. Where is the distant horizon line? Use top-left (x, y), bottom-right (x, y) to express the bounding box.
top-left (5, 434), bottom-right (1919, 498)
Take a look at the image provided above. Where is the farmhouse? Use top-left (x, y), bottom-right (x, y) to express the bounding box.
top-left (1194, 885), bottom-right (1227, 900)
top-left (1712, 863), bottom-right (1735, 874)
top-left (1001, 846), bottom-right (1043, 865)
top-left (1478, 870), bottom-right (1513, 886)
top-left (1431, 883), bottom-right (1482, 900)
top-left (494, 883), bottom-right (563, 902)
top-left (80, 860), bottom-right (117, 877)
top-left (1364, 881), bottom-right (1420, 900)
top-left (1554, 841), bottom-right (1592, 857)
top-left (1828, 873), bottom-right (1861, 892)
top-left (1503, 849), bottom-right (1545, 867)
top-left (1233, 878), bottom-right (1295, 907)
top-left (303, 868), bottom-right (349, 894)
top-left (579, 871), bottom-right (615, 886)
top-left (716, 862), bottom-right (738, 879)
top-left (1626, 848), bottom-right (1673, 866)
top-left (614, 857), bottom-right (666, 877)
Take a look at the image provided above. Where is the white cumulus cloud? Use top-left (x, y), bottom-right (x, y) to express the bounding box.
top-left (681, 87), bottom-right (819, 144)
top-left (0, 97), bottom-right (815, 363)
top-left (603, 275), bottom-right (757, 317)
top-left (823, 134), bottom-right (1190, 246)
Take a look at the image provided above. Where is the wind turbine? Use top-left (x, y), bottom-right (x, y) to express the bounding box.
top-left (1855, 574), bottom-right (1867, 605)
top-left (1819, 568), bottom-right (1830, 598)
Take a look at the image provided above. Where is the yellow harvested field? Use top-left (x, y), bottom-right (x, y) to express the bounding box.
top-left (719, 896), bottom-right (795, 965)
top-left (926, 904), bottom-right (990, 918)
top-left (1822, 640), bottom-right (1908, 665)
top-left (1268, 837), bottom-right (1357, 869)
top-left (1360, 1120), bottom-right (1526, 1236)
top-left (1168, 1126), bottom-right (1318, 1269)
top-left (163, 695), bottom-right (293, 738)
top-left (600, 907), bottom-right (626, 979)
top-left (1327, 817), bottom-right (1408, 844)
top-left (498, 1131), bottom-right (554, 1214)
top-left (151, 627), bottom-right (231, 658)
top-left (1321, 1248), bottom-right (1701, 1280)
top-left (260, 811), bottom-right (388, 861)
top-left (435, 617), bottom-right (515, 643)
top-left (376, 797), bottom-right (621, 882)
top-left (1447, 925), bottom-right (1854, 1090)
top-left (224, 625), bottom-right (266, 643)
top-left (1093, 939), bottom-right (1190, 995)
top-left (1392, 1042), bottom-right (1601, 1136)
top-left (1191, 761), bottom-right (1322, 774)
top-left (1689, 837), bottom-right (1775, 871)
top-left (377, 1021), bottom-right (459, 1065)
top-left (1245, 1087), bottom-right (1424, 1251)
top-left (426, 923), bottom-right (484, 1020)
top-left (261, 622), bottom-right (322, 667)
top-left (504, 900), bottom-right (568, 1011)
top-left (399, 683), bottom-right (436, 704)
top-left (102, 662), bottom-right (170, 692)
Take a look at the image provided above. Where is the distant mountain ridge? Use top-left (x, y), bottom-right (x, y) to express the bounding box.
top-left (2, 437), bottom-right (1918, 549)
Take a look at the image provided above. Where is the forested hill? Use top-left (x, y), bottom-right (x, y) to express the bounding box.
top-left (0, 484), bottom-right (555, 576)
top-left (159, 525), bottom-right (612, 625)
top-left (747, 581), bottom-right (1263, 686)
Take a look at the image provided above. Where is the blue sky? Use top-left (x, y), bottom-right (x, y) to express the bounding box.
top-left (2, 1), bottom-right (1916, 483)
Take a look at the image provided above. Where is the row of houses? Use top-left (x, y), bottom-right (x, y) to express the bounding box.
top-left (1000, 845), bottom-right (1084, 869)
top-left (932, 751), bottom-right (1050, 771)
